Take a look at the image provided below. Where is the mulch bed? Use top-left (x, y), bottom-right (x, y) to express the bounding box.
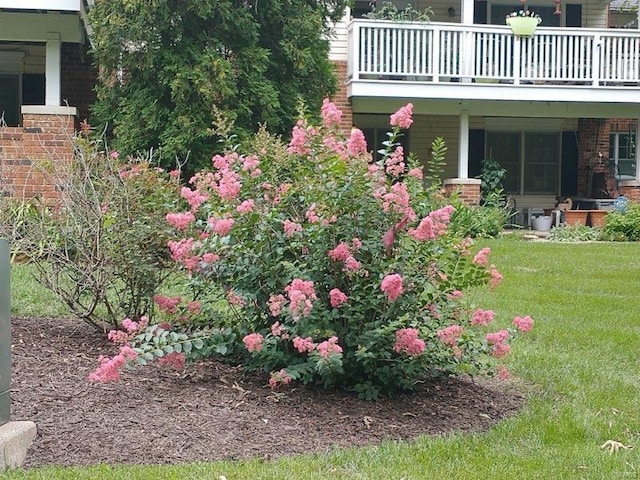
top-left (10, 316), bottom-right (526, 467)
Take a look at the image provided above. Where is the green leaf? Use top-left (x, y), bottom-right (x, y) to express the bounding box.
top-left (153, 348), bottom-right (164, 358)
top-left (183, 341), bottom-right (193, 354)
top-left (193, 338), bottom-right (204, 349)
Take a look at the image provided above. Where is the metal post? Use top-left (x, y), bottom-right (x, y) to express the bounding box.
top-left (0, 239), bottom-right (10, 425)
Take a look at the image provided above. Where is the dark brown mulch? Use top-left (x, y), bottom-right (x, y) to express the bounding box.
top-left (9, 316), bottom-right (526, 467)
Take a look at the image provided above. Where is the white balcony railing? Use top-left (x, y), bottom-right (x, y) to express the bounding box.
top-left (348, 20), bottom-right (640, 87)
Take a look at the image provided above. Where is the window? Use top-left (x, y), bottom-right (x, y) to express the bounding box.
top-left (0, 74), bottom-right (20, 127)
top-left (609, 132), bottom-right (636, 180)
top-left (361, 127), bottom-right (410, 162)
top-left (486, 131), bottom-right (560, 195)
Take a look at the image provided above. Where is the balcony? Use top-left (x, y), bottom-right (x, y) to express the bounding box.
top-left (347, 20), bottom-right (640, 116)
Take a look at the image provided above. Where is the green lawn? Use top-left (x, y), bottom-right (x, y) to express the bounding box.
top-left (5, 239), bottom-right (640, 479)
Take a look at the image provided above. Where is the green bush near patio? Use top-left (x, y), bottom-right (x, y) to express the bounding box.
top-left (7, 239), bottom-right (640, 479)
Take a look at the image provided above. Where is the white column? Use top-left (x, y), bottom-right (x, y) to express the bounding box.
top-left (461, 0), bottom-right (475, 24)
top-left (45, 33), bottom-right (62, 106)
top-left (458, 110), bottom-right (470, 178)
top-left (460, 0), bottom-right (475, 81)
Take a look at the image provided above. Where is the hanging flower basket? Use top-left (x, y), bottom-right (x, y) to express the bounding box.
top-left (506, 15), bottom-right (541, 37)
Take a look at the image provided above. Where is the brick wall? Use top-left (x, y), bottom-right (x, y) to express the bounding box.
top-left (619, 185), bottom-right (640, 201)
top-left (0, 113), bottom-right (75, 201)
top-left (443, 179), bottom-right (482, 205)
top-left (61, 42), bottom-right (97, 125)
top-left (330, 61), bottom-right (353, 135)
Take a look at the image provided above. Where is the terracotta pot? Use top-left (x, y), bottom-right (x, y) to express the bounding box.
top-left (563, 210), bottom-right (588, 227)
top-left (588, 210), bottom-right (608, 228)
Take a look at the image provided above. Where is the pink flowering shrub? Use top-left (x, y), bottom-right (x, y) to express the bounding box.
top-left (92, 101), bottom-right (532, 398)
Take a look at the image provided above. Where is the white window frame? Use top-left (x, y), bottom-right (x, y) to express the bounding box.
top-left (609, 131), bottom-right (636, 182)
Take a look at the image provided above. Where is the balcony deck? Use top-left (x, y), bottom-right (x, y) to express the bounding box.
top-left (347, 20), bottom-right (640, 116)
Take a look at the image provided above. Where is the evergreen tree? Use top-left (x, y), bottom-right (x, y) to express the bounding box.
top-left (89, 0), bottom-right (349, 170)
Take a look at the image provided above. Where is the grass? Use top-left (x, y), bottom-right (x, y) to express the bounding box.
top-left (5, 239), bottom-right (640, 479)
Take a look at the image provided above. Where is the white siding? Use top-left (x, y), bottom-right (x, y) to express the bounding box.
top-left (328, 10), bottom-right (349, 61)
top-left (584, 1), bottom-right (609, 28)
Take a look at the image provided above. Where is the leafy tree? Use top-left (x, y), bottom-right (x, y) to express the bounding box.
top-left (89, 0), bottom-right (349, 172)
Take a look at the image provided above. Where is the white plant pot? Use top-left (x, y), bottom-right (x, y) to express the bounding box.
top-left (531, 215), bottom-right (553, 232)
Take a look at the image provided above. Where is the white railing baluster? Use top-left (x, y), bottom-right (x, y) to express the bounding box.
top-left (347, 21), bottom-right (640, 88)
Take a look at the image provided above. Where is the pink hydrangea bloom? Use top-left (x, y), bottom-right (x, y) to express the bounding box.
top-left (492, 342), bottom-right (511, 358)
top-left (236, 199), bottom-right (255, 214)
top-left (242, 154), bottom-right (260, 172)
top-left (473, 247), bottom-right (491, 266)
top-left (167, 238), bottom-right (196, 263)
top-left (216, 170), bottom-right (242, 200)
top-left (180, 187), bottom-right (209, 212)
top-left (489, 264), bottom-right (504, 288)
top-left (381, 182), bottom-right (416, 222)
top-left (283, 219), bottom-right (303, 237)
top-left (270, 321), bottom-right (285, 337)
top-left (243, 333), bottom-right (264, 352)
top-left (381, 273), bottom-right (404, 301)
top-left (409, 205), bottom-right (455, 241)
top-left (268, 294), bottom-right (287, 317)
top-left (471, 309), bottom-right (495, 327)
top-left (328, 242), bottom-right (351, 261)
top-left (107, 329), bottom-right (129, 344)
top-left (486, 329), bottom-right (510, 345)
top-left (323, 134), bottom-right (347, 159)
top-left (293, 336), bottom-right (316, 353)
top-left (343, 255), bottom-right (361, 271)
top-left (321, 98), bottom-right (342, 128)
top-left (408, 167), bottom-right (423, 179)
top-left (285, 279), bottom-right (317, 320)
top-left (227, 290), bottom-right (246, 306)
top-left (390, 103), bottom-right (414, 129)
top-left (352, 237), bottom-right (363, 250)
top-left (208, 217), bottom-right (235, 236)
top-left (122, 318), bottom-right (139, 333)
top-left (347, 128), bottom-right (368, 157)
top-left (166, 212), bottom-right (195, 230)
top-left (305, 203), bottom-right (321, 224)
top-left (382, 228), bottom-right (395, 251)
top-left (437, 325), bottom-right (464, 347)
top-left (385, 146), bottom-right (406, 177)
top-left (513, 315), bottom-right (534, 332)
top-left (88, 345), bottom-right (138, 382)
top-left (202, 252), bottom-right (220, 264)
top-left (394, 328), bottom-right (426, 356)
top-left (447, 290), bottom-right (463, 300)
top-left (316, 336), bottom-right (343, 359)
top-left (288, 120), bottom-right (310, 155)
top-left (329, 288), bottom-right (348, 308)
top-left (212, 153), bottom-right (233, 170)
